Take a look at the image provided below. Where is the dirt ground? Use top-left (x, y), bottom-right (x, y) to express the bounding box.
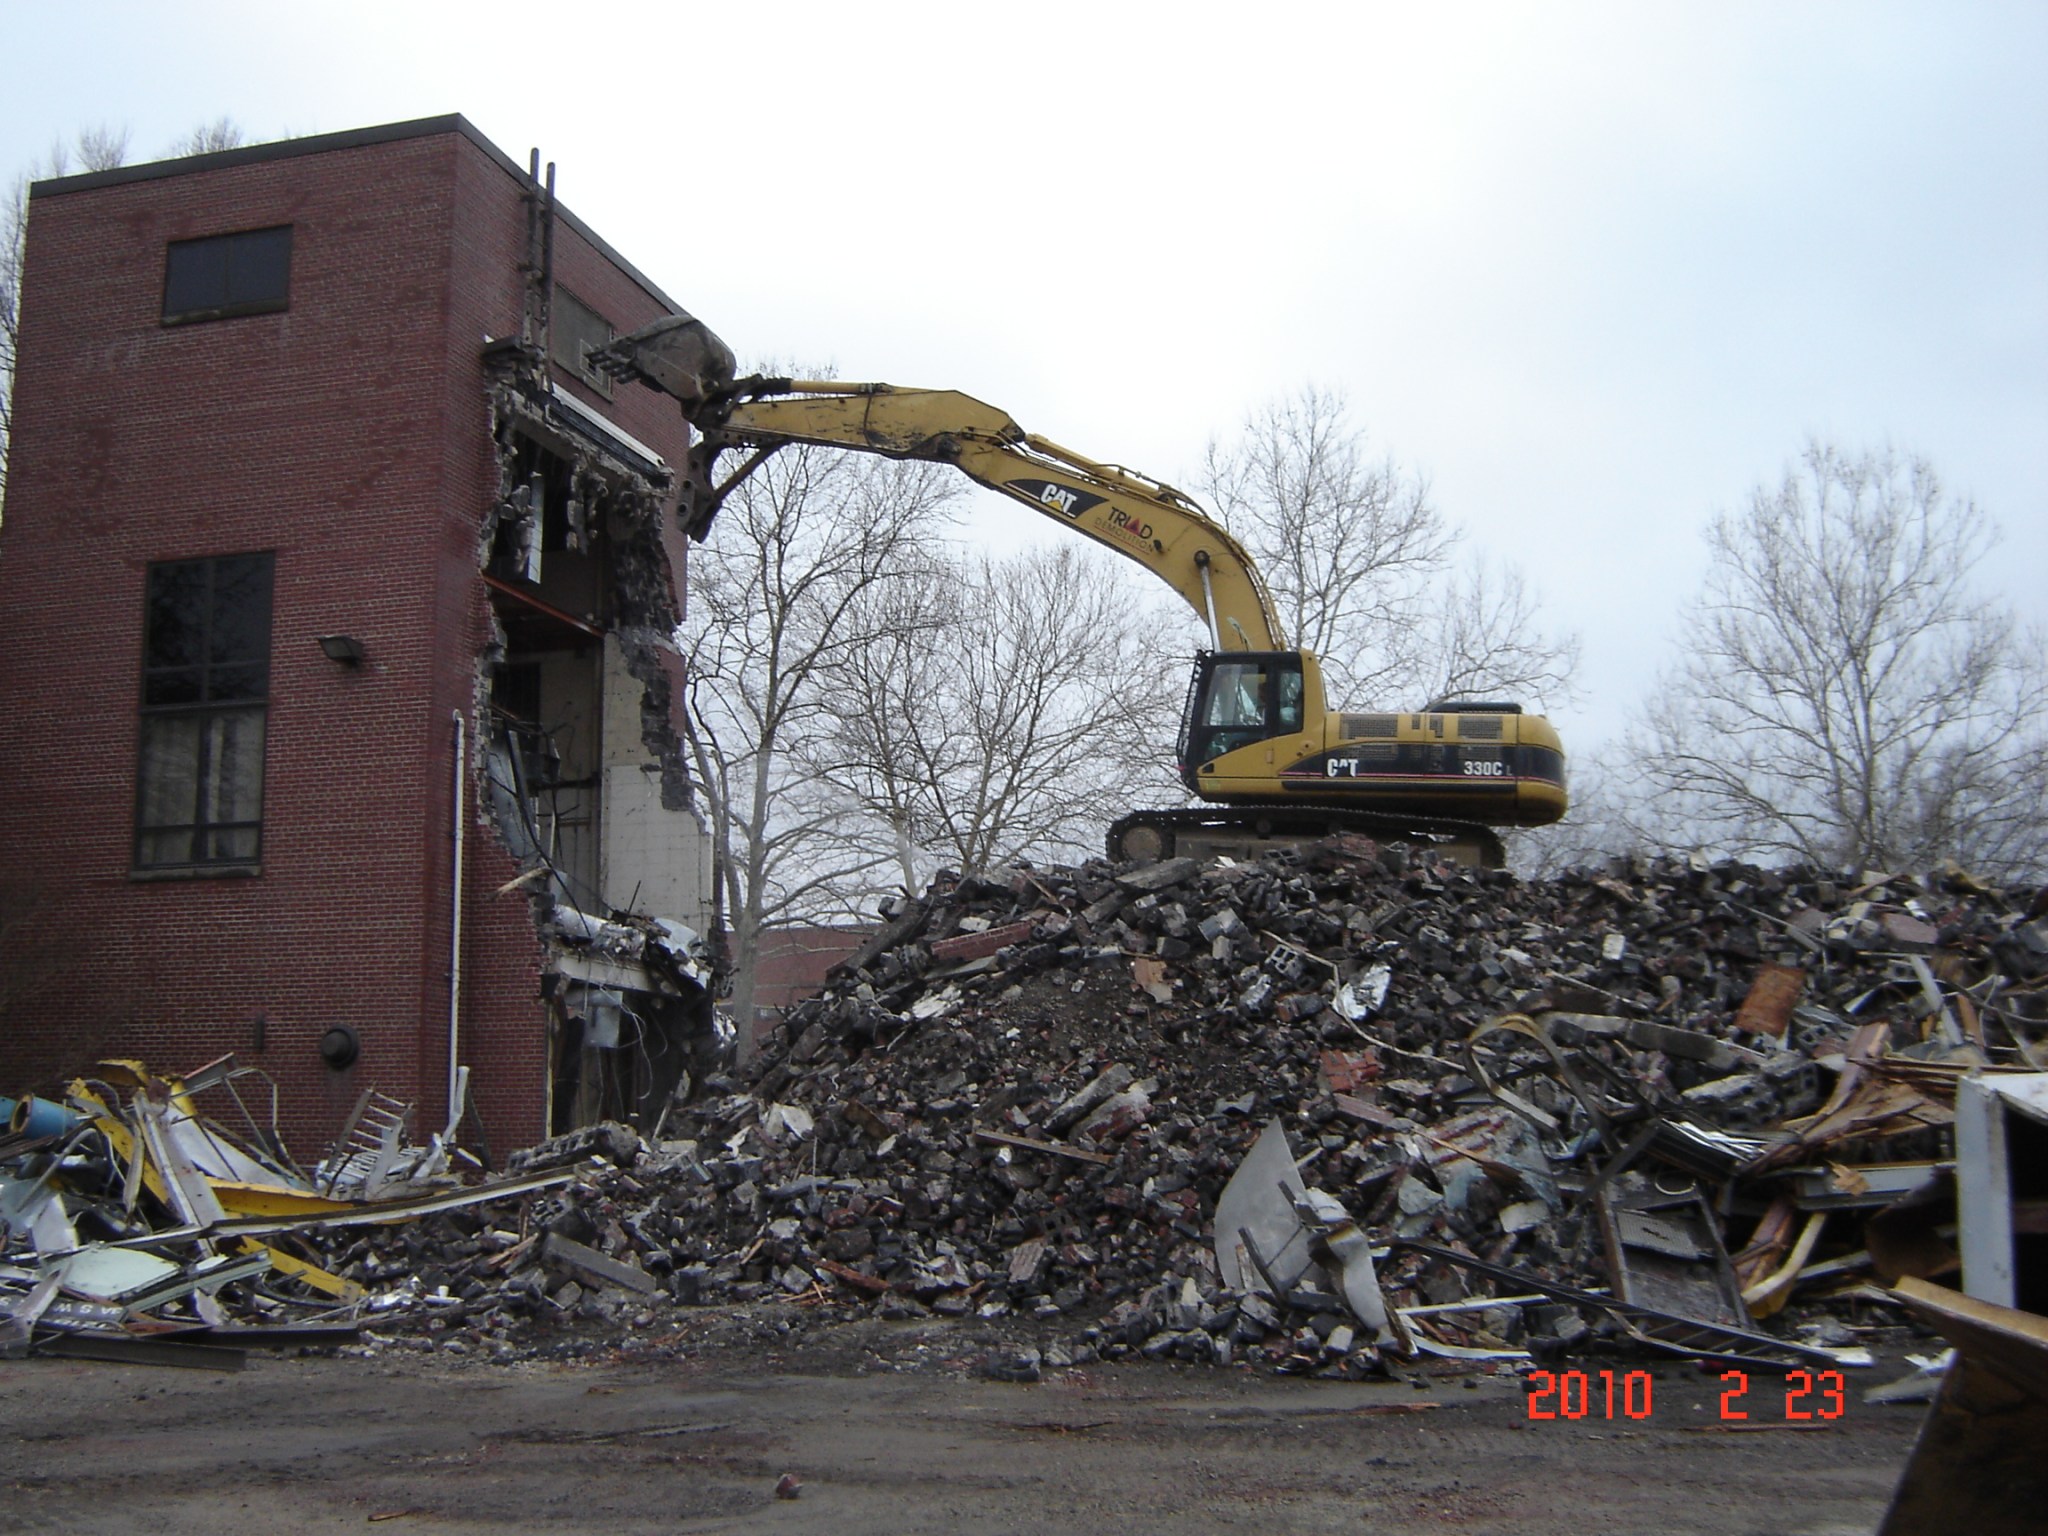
top-left (0, 1310), bottom-right (1926, 1536)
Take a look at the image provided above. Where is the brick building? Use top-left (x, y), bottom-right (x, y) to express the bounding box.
top-left (0, 115), bottom-right (720, 1157)
top-left (745, 926), bottom-right (872, 1044)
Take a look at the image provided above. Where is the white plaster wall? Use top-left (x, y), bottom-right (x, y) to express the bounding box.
top-left (598, 635), bottom-right (713, 931)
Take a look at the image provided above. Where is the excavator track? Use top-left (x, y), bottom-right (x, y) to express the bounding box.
top-left (1106, 802), bottom-right (1508, 870)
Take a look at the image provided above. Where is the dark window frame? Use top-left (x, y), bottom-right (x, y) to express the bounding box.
top-left (133, 552), bottom-right (275, 874)
top-left (550, 287), bottom-right (615, 398)
top-left (161, 225), bottom-right (293, 326)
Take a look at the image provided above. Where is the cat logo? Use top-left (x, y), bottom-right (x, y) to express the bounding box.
top-left (1004, 477), bottom-right (1104, 521)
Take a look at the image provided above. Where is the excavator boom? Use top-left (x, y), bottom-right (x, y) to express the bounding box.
top-left (705, 382), bottom-right (1281, 653)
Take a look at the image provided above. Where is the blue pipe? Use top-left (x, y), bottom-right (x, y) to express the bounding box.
top-left (7, 1096), bottom-right (79, 1139)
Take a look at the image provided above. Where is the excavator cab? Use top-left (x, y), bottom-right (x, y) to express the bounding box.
top-left (1177, 651), bottom-right (1307, 792)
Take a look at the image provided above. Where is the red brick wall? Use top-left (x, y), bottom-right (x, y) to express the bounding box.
top-left (0, 122), bottom-right (696, 1159)
top-left (744, 927), bottom-right (872, 1050)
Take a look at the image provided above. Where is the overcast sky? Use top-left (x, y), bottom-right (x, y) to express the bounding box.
top-left (7, 2), bottom-right (2043, 752)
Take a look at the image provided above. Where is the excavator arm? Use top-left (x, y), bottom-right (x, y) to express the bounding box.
top-left (700, 382), bottom-right (1282, 652)
top-left (594, 317), bottom-right (1281, 652)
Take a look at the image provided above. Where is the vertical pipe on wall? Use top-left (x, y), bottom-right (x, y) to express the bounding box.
top-left (538, 160), bottom-right (556, 355)
top-left (449, 709), bottom-right (466, 1129)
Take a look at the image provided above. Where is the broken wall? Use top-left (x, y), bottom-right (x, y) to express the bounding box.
top-left (477, 259), bottom-right (719, 1137)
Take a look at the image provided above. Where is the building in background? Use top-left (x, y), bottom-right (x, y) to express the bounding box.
top-left (746, 926), bottom-right (873, 1047)
top-left (0, 115), bottom-right (720, 1156)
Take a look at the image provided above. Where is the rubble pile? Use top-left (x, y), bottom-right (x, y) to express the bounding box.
top-left (291, 838), bottom-right (2045, 1376)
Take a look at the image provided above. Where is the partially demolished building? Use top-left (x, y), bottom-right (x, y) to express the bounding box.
top-left (0, 116), bottom-right (721, 1153)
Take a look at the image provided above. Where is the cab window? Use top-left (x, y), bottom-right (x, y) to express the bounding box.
top-left (1191, 661), bottom-right (1273, 764)
top-left (1206, 663), bottom-right (1269, 728)
top-left (1276, 666), bottom-right (1304, 733)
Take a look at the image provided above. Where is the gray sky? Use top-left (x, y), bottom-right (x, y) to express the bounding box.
top-left (8, 2), bottom-right (2044, 751)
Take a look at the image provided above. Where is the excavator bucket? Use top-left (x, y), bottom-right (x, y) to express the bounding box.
top-left (589, 312), bottom-right (737, 418)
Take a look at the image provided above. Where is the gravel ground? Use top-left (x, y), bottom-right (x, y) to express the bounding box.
top-left (0, 1308), bottom-right (1926, 1536)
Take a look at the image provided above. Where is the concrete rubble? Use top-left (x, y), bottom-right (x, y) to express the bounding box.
top-left (6, 837), bottom-right (2045, 1384)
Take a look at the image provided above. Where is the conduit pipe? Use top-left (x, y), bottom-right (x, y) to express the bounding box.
top-left (449, 710), bottom-right (466, 1129)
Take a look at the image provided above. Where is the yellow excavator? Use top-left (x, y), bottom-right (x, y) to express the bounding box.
top-left (594, 314), bottom-right (1566, 867)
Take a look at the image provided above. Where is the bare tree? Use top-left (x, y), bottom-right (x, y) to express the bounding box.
top-left (1505, 748), bottom-right (1643, 878)
top-left (678, 438), bottom-right (960, 1039)
top-left (1201, 386), bottom-right (1448, 700)
top-left (797, 574), bottom-right (954, 893)
top-left (1621, 442), bottom-right (2048, 879)
top-left (1420, 556), bottom-right (1582, 708)
top-left (169, 118), bottom-right (244, 157)
top-left (68, 126), bottom-right (134, 175)
top-left (813, 545), bottom-right (1183, 885)
top-left (1, 179), bottom-right (23, 512)
top-left (1201, 385), bottom-right (1578, 710)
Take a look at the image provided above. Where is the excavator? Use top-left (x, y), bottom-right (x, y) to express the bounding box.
top-left (593, 314), bottom-right (1566, 868)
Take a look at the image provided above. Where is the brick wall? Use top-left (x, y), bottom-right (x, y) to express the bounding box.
top-left (747, 926), bottom-right (873, 1050)
top-left (0, 120), bottom-right (697, 1159)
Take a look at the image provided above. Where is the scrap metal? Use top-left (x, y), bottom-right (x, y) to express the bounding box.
top-left (0, 1056), bottom-right (605, 1369)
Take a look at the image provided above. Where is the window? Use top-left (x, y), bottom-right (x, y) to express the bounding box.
top-left (135, 553), bottom-right (274, 871)
top-left (1277, 667), bottom-right (1304, 733)
top-left (1180, 652), bottom-right (1307, 773)
top-left (1183, 659), bottom-right (1269, 767)
top-left (162, 226), bottom-right (292, 324)
top-left (550, 288), bottom-right (614, 397)
top-left (1205, 662), bottom-right (1271, 730)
